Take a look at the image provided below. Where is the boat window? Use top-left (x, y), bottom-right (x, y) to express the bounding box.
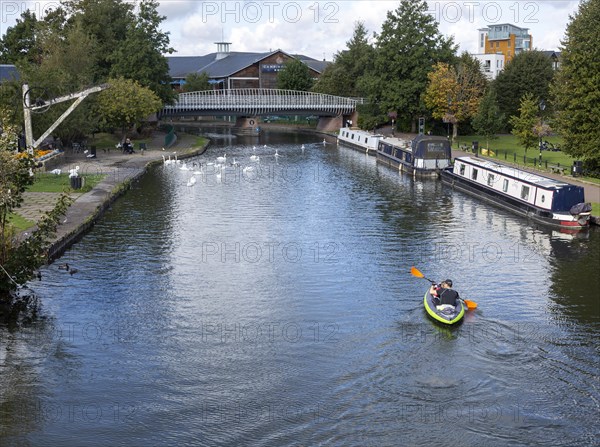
top-left (502, 179), bottom-right (509, 192)
top-left (541, 195), bottom-right (545, 203)
top-left (459, 164), bottom-right (465, 175)
top-left (521, 185), bottom-right (530, 200)
top-left (472, 168), bottom-right (478, 180)
top-left (351, 134), bottom-right (354, 139)
top-left (365, 138), bottom-right (368, 144)
top-left (487, 174), bottom-right (495, 186)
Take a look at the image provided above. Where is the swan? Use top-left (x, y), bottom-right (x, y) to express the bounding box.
top-left (301, 144), bottom-right (305, 151)
top-left (274, 149), bottom-right (280, 157)
top-left (186, 176), bottom-right (197, 187)
top-left (179, 162), bottom-right (189, 171)
top-left (323, 139), bottom-right (327, 145)
top-left (216, 153), bottom-right (227, 163)
top-left (250, 154), bottom-right (259, 162)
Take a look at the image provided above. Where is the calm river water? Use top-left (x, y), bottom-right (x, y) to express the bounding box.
top-left (1, 128), bottom-right (598, 446)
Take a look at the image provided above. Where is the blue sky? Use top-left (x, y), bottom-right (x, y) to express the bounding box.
top-left (0, 1), bottom-right (581, 59)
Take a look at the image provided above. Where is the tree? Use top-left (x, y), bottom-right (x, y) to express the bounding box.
top-left (471, 89), bottom-right (504, 150)
top-left (359, 0), bottom-right (456, 132)
top-left (0, 10), bottom-right (39, 64)
top-left (108, 0), bottom-right (175, 104)
top-left (63, 0), bottom-right (135, 83)
top-left (0, 108), bottom-right (72, 301)
top-left (277, 59), bottom-right (314, 91)
top-left (311, 21), bottom-right (374, 97)
top-left (493, 50), bottom-right (555, 129)
top-left (551, 0), bottom-right (600, 168)
top-left (509, 93), bottom-right (539, 154)
top-left (182, 73), bottom-right (212, 92)
top-left (423, 53), bottom-right (487, 141)
top-left (94, 77), bottom-right (162, 138)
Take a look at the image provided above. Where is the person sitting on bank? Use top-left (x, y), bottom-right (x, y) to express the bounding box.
top-left (123, 138), bottom-right (134, 154)
top-left (429, 279), bottom-right (460, 306)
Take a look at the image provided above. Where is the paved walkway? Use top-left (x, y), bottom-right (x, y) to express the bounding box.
top-left (16, 131), bottom-right (206, 259)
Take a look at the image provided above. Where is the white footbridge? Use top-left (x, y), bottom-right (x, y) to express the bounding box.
top-left (160, 89), bottom-right (364, 117)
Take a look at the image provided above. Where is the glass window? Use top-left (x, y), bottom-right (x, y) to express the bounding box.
top-left (541, 195), bottom-right (545, 203)
top-left (502, 179), bottom-right (509, 192)
top-left (521, 185), bottom-right (530, 200)
top-left (472, 168), bottom-right (478, 180)
top-left (487, 174), bottom-right (495, 186)
top-left (459, 164), bottom-right (465, 176)
top-left (365, 138), bottom-right (368, 144)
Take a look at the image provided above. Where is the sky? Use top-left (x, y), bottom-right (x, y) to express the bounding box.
top-left (0, 1), bottom-right (582, 60)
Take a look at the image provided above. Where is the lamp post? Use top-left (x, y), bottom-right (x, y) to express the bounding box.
top-left (539, 99), bottom-right (546, 163)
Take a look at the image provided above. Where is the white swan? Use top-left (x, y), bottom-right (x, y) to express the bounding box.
top-left (301, 144), bottom-right (305, 151)
top-left (250, 154), bottom-right (259, 162)
top-left (216, 153), bottom-right (227, 163)
top-left (274, 149), bottom-right (280, 157)
top-left (243, 165), bottom-right (255, 173)
top-left (186, 176), bottom-right (196, 187)
top-left (179, 162), bottom-right (189, 171)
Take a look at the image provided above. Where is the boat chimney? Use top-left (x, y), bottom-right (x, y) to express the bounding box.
top-left (215, 42), bottom-right (231, 60)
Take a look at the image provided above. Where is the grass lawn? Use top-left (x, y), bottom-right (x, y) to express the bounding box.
top-left (453, 134), bottom-right (600, 185)
top-left (87, 132), bottom-right (152, 151)
top-left (7, 213), bottom-right (35, 232)
top-left (28, 173), bottom-right (106, 193)
top-left (192, 136), bottom-right (209, 148)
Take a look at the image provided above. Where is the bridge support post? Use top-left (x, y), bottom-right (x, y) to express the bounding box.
top-left (316, 115), bottom-right (344, 132)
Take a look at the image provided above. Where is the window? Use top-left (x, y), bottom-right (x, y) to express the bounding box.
top-left (521, 185), bottom-right (530, 200)
top-left (351, 134), bottom-right (354, 139)
top-left (508, 39), bottom-right (511, 47)
top-left (472, 168), bottom-right (478, 181)
top-left (459, 164), bottom-right (466, 176)
top-left (487, 174), bottom-right (495, 186)
top-left (365, 138), bottom-right (368, 144)
top-left (502, 179), bottom-right (509, 192)
top-left (541, 195), bottom-right (545, 203)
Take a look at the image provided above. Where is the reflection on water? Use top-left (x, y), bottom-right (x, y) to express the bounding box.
top-left (1, 128), bottom-right (599, 446)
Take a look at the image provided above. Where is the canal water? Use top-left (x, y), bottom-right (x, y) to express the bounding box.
top-left (1, 128), bottom-right (598, 446)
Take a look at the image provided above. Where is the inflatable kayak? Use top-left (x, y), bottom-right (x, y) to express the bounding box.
top-left (423, 289), bottom-right (465, 325)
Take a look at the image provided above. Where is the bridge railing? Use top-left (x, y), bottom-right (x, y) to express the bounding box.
top-left (161, 89), bottom-right (365, 116)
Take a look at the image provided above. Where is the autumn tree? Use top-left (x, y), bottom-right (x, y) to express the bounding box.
top-left (423, 53), bottom-right (487, 142)
top-left (509, 93), bottom-right (539, 154)
top-left (94, 77), bottom-right (162, 138)
top-left (551, 0), bottom-right (600, 169)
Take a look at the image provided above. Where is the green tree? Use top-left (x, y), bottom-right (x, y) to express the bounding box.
top-left (0, 10), bottom-right (40, 64)
top-left (63, 0), bottom-right (135, 82)
top-left (182, 73), bottom-right (212, 92)
top-left (471, 89), bottom-right (504, 150)
top-left (95, 77), bottom-right (162, 138)
top-left (423, 53), bottom-right (487, 141)
top-left (277, 59), bottom-right (314, 91)
top-left (509, 93), bottom-right (539, 154)
top-left (359, 0), bottom-right (456, 132)
top-left (109, 0), bottom-right (175, 104)
top-left (551, 0), bottom-right (600, 168)
top-left (493, 50), bottom-right (555, 129)
top-left (0, 108), bottom-right (72, 301)
top-left (311, 21), bottom-right (374, 97)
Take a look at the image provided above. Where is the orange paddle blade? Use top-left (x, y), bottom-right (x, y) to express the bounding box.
top-left (410, 266), bottom-right (424, 278)
top-left (464, 299), bottom-right (477, 310)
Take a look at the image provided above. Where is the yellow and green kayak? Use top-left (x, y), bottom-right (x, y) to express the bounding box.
top-left (423, 289), bottom-right (465, 325)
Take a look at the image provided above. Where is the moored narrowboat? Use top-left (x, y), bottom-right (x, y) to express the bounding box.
top-left (337, 128), bottom-right (383, 154)
top-left (441, 156), bottom-right (592, 229)
top-left (376, 134), bottom-right (452, 177)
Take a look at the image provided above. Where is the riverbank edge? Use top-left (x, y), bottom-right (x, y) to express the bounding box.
top-left (46, 138), bottom-right (211, 262)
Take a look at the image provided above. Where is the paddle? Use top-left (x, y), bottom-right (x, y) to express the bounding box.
top-left (410, 266), bottom-right (478, 310)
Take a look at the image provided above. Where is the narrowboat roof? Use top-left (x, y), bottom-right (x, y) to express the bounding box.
top-left (378, 136), bottom-right (412, 149)
top-left (456, 156), bottom-right (572, 189)
top-left (340, 128), bottom-right (384, 138)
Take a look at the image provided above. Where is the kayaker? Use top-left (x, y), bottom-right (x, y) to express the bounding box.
top-left (430, 279), bottom-right (460, 306)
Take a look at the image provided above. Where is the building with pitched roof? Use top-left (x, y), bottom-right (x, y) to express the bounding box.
top-left (167, 42), bottom-right (328, 90)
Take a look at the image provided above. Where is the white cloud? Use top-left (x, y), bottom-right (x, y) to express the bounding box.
top-left (1, 0), bottom-right (581, 58)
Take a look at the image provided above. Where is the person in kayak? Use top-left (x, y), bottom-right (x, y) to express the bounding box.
top-left (430, 279), bottom-right (460, 306)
